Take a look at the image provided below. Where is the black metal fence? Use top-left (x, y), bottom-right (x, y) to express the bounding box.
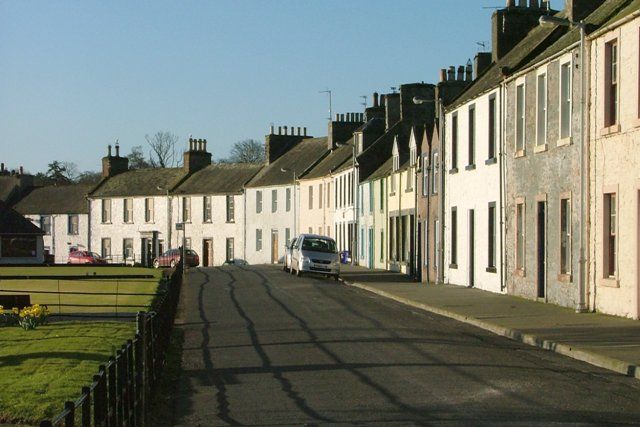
top-left (39, 262), bottom-right (183, 427)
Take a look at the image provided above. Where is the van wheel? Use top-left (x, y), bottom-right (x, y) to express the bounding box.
top-left (153, 259), bottom-right (160, 269)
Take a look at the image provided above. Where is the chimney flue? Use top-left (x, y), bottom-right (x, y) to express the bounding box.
top-left (448, 66), bottom-right (456, 81)
top-left (465, 61), bottom-right (473, 81)
top-left (304, 127), bottom-right (307, 136)
top-left (0, 163), bottom-right (4, 173)
top-left (373, 92), bottom-right (379, 107)
top-left (115, 142), bottom-right (120, 157)
top-left (270, 125), bottom-right (274, 134)
top-left (457, 66), bottom-right (464, 81)
top-left (278, 126), bottom-right (282, 135)
top-left (204, 139), bottom-right (207, 152)
top-left (284, 125), bottom-right (288, 135)
top-left (108, 145), bottom-right (112, 157)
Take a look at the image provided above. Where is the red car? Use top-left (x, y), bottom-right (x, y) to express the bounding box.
top-left (153, 249), bottom-right (199, 268)
top-left (68, 251), bottom-right (107, 264)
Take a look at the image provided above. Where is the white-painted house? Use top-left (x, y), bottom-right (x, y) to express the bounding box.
top-left (175, 163), bottom-right (261, 266)
top-left (14, 184), bottom-right (91, 263)
top-left (244, 131), bottom-right (328, 265)
top-left (444, 67), bottom-right (503, 293)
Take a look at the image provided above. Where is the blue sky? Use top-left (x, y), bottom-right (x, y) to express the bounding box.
top-left (1, 1), bottom-right (497, 173)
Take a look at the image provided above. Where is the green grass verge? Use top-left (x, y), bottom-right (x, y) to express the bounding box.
top-left (0, 267), bottom-right (163, 314)
top-left (0, 321), bottom-right (136, 425)
top-left (0, 266), bottom-right (162, 277)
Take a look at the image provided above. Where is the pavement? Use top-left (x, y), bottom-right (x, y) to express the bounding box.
top-left (339, 264), bottom-right (640, 380)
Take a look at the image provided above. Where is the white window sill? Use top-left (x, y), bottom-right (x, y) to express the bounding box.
top-left (533, 143), bottom-right (548, 154)
top-left (557, 136), bottom-right (572, 147)
top-left (514, 149), bottom-right (526, 158)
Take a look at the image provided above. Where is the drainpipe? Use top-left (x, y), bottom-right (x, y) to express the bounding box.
top-left (500, 77), bottom-right (506, 292)
top-left (577, 22), bottom-right (588, 312)
top-left (438, 97), bottom-right (446, 284)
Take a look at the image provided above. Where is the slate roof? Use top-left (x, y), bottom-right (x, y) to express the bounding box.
top-left (522, 0), bottom-right (638, 70)
top-left (246, 137), bottom-right (329, 188)
top-left (447, 14), bottom-right (564, 111)
top-left (0, 176), bottom-right (21, 203)
top-left (302, 140), bottom-right (353, 180)
top-left (90, 168), bottom-right (188, 198)
top-left (0, 200), bottom-right (43, 236)
top-left (364, 157), bottom-right (393, 183)
top-left (176, 163), bottom-right (263, 195)
top-left (357, 121), bottom-right (418, 182)
top-left (13, 185), bottom-right (91, 215)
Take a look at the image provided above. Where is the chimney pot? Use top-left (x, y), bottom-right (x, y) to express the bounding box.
top-left (304, 127), bottom-right (307, 136)
top-left (284, 125), bottom-right (288, 135)
top-left (270, 125), bottom-right (274, 134)
top-left (19, 166), bottom-right (23, 175)
top-left (204, 139), bottom-right (207, 151)
top-left (457, 65), bottom-right (464, 81)
top-left (335, 113), bottom-right (340, 121)
top-left (373, 92), bottom-right (379, 107)
top-left (278, 126), bottom-right (282, 135)
top-left (297, 126), bottom-right (301, 135)
top-left (115, 142), bottom-right (120, 157)
top-left (448, 66), bottom-right (456, 81)
top-left (0, 163), bottom-right (4, 172)
top-left (439, 69), bottom-right (447, 82)
top-left (108, 145), bottom-right (112, 156)
top-left (465, 61), bottom-right (473, 81)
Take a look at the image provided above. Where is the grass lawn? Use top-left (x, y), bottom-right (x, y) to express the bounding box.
top-left (0, 321), bottom-right (136, 425)
top-left (0, 267), bottom-right (163, 315)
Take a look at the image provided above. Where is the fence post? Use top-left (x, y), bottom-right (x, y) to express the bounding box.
top-left (136, 312), bottom-right (147, 426)
top-left (93, 365), bottom-right (107, 427)
top-left (116, 349), bottom-right (124, 427)
top-left (108, 359), bottom-right (117, 427)
top-left (81, 386), bottom-right (90, 427)
top-left (64, 401), bottom-right (74, 427)
top-left (121, 343), bottom-right (130, 426)
top-left (126, 339), bottom-right (135, 426)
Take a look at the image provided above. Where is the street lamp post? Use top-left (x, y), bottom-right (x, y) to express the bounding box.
top-left (539, 15), bottom-right (588, 313)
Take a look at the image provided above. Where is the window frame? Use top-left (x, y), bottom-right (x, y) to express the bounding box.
top-left (272, 189), bottom-right (278, 213)
top-left (203, 196), bottom-right (212, 223)
top-left (68, 214), bottom-right (79, 235)
top-left (226, 195), bottom-right (235, 223)
top-left (467, 104), bottom-right (476, 168)
top-left (488, 93), bottom-right (497, 161)
top-left (559, 193), bottom-right (572, 279)
top-left (515, 80), bottom-right (526, 156)
top-left (451, 112), bottom-right (458, 172)
top-left (535, 70), bottom-right (548, 151)
top-left (124, 198), bottom-right (134, 224)
top-left (450, 207), bottom-right (457, 268)
top-left (559, 58), bottom-right (573, 143)
top-left (101, 199), bottom-right (111, 224)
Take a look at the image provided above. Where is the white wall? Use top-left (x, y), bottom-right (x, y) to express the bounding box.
top-left (445, 90), bottom-right (503, 293)
top-left (244, 185), bottom-right (296, 265)
top-left (24, 214), bottom-right (89, 263)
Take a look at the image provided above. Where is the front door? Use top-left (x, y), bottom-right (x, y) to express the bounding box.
top-left (468, 210), bottom-right (475, 288)
top-left (203, 239), bottom-right (213, 267)
top-left (271, 230), bottom-right (279, 264)
top-left (537, 201), bottom-right (546, 298)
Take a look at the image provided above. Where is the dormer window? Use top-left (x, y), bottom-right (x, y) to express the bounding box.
top-left (355, 132), bottom-right (363, 154)
top-left (392, 136), bottom-right (400, 172)
top-left (409, 128), bottom-right (417, 167)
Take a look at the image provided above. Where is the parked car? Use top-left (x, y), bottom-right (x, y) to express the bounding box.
top-left (153, 248), bottom-right (199, 268)
top-left (290, 234), bottom-right (340, 280)
top-left (282, 238), bottom-right (296, 272)
top-left (68, 251), bottom-right (107, 264)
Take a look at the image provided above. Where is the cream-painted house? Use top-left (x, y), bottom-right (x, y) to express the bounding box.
top-left (589, 1), bottom-right (640, 318)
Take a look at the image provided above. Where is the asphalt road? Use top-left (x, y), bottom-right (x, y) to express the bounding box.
top-left (170, 265), bottom-right (640, 426)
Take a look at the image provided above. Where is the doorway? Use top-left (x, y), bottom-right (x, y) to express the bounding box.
top-left (368, 227), bottom-right (374, 269)
top-left (435, 219), bottom-right (440, 283)
top-left (202, 239), bottom-right (213, 267)
top-left (271, 229), bottom-right (279, 264)
top-left (417, 222), bottom-right (422, 282)
top-left (468, 210), bottom-right (475, 287)
top-left (537, 200), bottom-right (546, 298)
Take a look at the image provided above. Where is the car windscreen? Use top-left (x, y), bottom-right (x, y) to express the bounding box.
top-left (301, 237), bottom-right (336, 253)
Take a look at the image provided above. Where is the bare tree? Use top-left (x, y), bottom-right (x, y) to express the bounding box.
top-left (145, 131), bottom-right (180, 168)
top-left (225, 139), bottom-right (265, 164)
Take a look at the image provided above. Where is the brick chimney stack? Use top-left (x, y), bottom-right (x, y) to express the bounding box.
top-left (265, 125), bottom-right (312, 164)
top-left (183, 137), bottom-right (212, 173)
top-left (328, 112), bottom-right (364, 150)
top-left (101, 141), bottom-right (129, 178)
top-left (491, 0), bottom-right (556, 62)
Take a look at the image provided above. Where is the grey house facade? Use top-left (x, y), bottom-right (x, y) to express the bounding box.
top-left (504, 0), bottom-right (617, 309)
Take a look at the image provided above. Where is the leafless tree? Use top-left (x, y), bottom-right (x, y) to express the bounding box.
top-left (145, 131), bottom-right (180, 168)
top-left (224, 139), bottom-right (265, 164)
